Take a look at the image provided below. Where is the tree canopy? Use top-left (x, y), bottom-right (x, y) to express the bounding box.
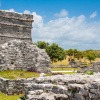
top-left (66, 49), bottom-right (83, 60)
top-left (46, 43), bottom-right (66, 62)
top-left (84, 50), bottom-right (96, 63)
top-left (36, 41), bottom-right (99, 64)
top-left (36, 41), bottom-right (66, 63)
top-left (36, 41), bottom-right (49, 49)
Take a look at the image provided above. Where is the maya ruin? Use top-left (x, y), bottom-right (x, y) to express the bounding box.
top-left (0, 10), bottom-right (100, 100)
top-left (0, 10), bottom-right (50, 72)
top-left (0, 10), bottom-right (33, 44)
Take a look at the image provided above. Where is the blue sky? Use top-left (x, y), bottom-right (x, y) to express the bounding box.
top-left (1, 0), bottom-right (100, 21)
top-left (0, 0), bottom-right (100, 50)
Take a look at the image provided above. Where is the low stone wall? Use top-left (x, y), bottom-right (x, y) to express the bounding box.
top-left (0, 73), bottom-right (100, 100)
top-left (0, 77), bottom-right (35, 95)
top-left (25, 73), bottom-right (100, 100)
top-left (79, 62), bottom-right (100, 73)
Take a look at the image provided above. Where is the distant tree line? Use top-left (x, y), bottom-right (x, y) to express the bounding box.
top-left (35, 41), bottom-right (100, 64)
top-left (66, 49), bottom-right (97, 63)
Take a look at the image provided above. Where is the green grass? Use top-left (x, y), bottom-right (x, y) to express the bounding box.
top-left (51, 67), bottom-right (79, 71)
top-left (46, 71), bottom-right (76, 76)
top-left (61, 72), bottom-right (76, 74)
top-left (51, 67), bottom-right (78, 75)
top-left (0, 92), bottom-right (23, 100)
top-left (84, 70), bottom-right (94, 75)
top-left (0, 70), bottom-right (40, 79)
top-left (0, 68), bottom-right (79, 79)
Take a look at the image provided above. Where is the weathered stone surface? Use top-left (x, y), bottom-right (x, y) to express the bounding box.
top-left (0, 40), bottom-right (51, 73)
top-left (26, 91), bottom-right (68, 100)
top-left (78, 62), bottom-right (100, 73)
top-left (0, 10), bottom-right (51, 73)
top-left (0, 73), bottom-right (100, 99)
top-left (0, 10), bottom-right (33, 44)
top-left (25, 73), bottom-right (100, 100)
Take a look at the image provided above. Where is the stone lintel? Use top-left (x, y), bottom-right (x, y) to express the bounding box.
top-left (0, 22), bottom-right (32, 28)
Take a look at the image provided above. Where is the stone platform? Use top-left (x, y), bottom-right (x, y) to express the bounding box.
top-left (25, 73), bottom-right (100, 100)
top-left (0, 73), bottom-right (100, 100)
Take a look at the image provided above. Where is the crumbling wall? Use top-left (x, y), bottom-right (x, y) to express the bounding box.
top-left (26, 73), bottom-right (100, 100)
top-left (0, 73), bottom-right (100, 100)
top-left (0, 40), bottom-right (50, 72)
top-left (0, 10), bottom-right (51, 73)
top-left (0, 77), bottom-right (35, 95)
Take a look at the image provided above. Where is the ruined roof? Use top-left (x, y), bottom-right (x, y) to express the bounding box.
top-left (0, 10), bottom-right (33, 44)
top-left (0, 10), bottom-right (33, 22)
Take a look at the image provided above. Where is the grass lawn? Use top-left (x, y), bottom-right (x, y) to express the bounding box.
top-left (0, 92), bottom-right (23, 100)
top-left (51, 67), bottom-right (79, 71)
top-left (0, 68), bottom-right (78, 80)
top-left (60, 72), bottom-right (76, 74)
top-left (0, 70), bottom-right (40, 79)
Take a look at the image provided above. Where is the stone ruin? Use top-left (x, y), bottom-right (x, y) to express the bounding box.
top-left (78, 62), bottom-right (100, 73)
top-left (0, 10), bottom-right (50, 73)
top-left (0, 73), bottom-right (100, 100)
top-left (0, 10), bottom-right (100, 100)
top-left (0, 10), bottom-right (33, 44)
top-left (25, 73), bottom-right (100, 100)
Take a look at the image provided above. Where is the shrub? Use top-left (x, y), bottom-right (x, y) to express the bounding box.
top-left (27, 67), bottom-right (37, 72)
top-left (19, 96), bottom-right (26, 100)
top-left (84, 70), bottom-right (94, 75)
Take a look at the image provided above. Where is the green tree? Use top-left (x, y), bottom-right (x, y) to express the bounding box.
top-left (74, 51), bottom-right (83, 60)
top-left (85, 50), bottom-right (96, 63)
top-left (36, 41), bottom-right (49, 49)
top-left (66, 49), bottom-right (73, 57)
top-left (66, 49), bottom-right (79, 57)
top-left (46, 43), bottom-right (66, 63)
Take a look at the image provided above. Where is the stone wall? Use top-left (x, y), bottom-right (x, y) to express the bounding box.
top-left (0, 10), bottom-right (33, 44)
top-left (0, 77), bottom-right (35, 95)
top-left (25, 73), bottom-right (100, 100)
top-left (0, 40), bottom-right (50, 73)
top-left (0, 73), bottom-right (100, 100)
top-left (78, 62), bottom-right (100, 73)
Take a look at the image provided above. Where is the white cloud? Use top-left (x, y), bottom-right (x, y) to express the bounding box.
top-left (54, 9), bottom-right (68, 17)
top-left (30, 11), bottom-right (100, 50)
top-left (5, 8), bottom-right (15, 12)
top-left (5, 9), bottom-right (100, 50)
top-left (23, 10), bottom-right (31, 14)
top-left (32, 12), bottom-right (43, 28)
top-left (90, 11), bottom-right (97, 19)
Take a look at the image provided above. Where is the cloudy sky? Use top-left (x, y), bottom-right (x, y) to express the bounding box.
top-left (1, 0), bottom-right (100, 50)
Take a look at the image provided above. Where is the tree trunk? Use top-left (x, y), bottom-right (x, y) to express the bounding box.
top-left (90, 60), bottom-right (92, 64)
